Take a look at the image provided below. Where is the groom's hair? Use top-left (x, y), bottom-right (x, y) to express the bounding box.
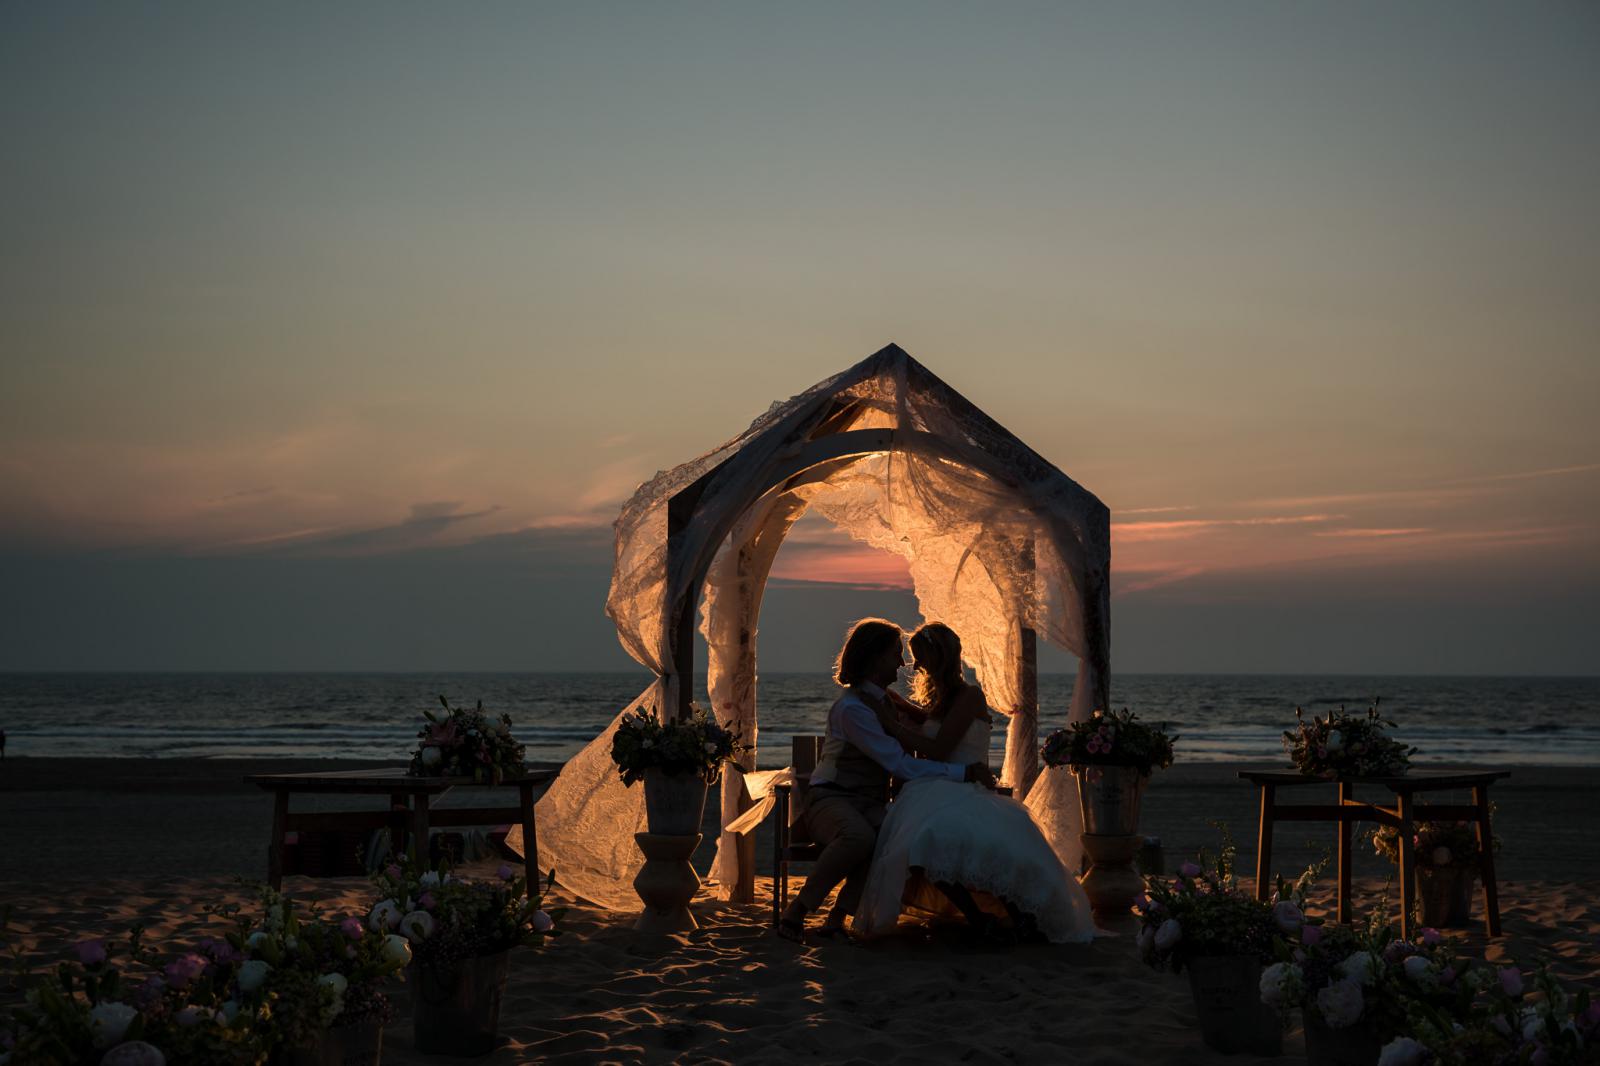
top-left (833, 618), bottom-right (903, 687)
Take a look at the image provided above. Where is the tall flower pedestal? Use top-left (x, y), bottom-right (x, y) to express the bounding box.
top-left (633, 832), bottom-right (702, 933)
top-left (1074, 765), bottom-right (1149, 919)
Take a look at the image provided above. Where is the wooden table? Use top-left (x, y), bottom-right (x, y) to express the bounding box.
top-left (246, 767), bottom-right (558, 894)
top-left (1239, 769), bottom-right (1509, 940)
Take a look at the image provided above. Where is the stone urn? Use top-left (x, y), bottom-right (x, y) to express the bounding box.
top-left (633, 768), bottom-right (710, 933)
top-left (1072, 764), bottom-right (1151, 919)
top-left (642, 767), bottom-right (710, 835)
top-left (411, 949), bottom-right (510, 1056)
top-left (1416, 864), bottom-right (1478, 928)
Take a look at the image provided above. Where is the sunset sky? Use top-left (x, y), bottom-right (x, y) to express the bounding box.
top-left (3, 2), bottom-right (1596, 675)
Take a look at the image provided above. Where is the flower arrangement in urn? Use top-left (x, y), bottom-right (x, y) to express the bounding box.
top-left (1040, 708), bottom-right (1177, 778)
top-left (1283, 702), bottom-right (1415, 779)
top-left (0, 920), bottom-right (265, 1066)
top-left (408, 695), bottom-right (526, 784)
top-left (609, 703), bottom-right (743, 786)
top-left (1370, 819), bottom-right (1495, 870)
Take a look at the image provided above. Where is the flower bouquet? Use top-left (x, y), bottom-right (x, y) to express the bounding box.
top-left (608, 704), bottom-right (743, 787)
top-left (408, 696), bottom-right (526, 784)
top-left (1382, 962), bottom-right (1600, 1066)
top-left (368, 858), bottom-right (559, 1056)
top-left (220, 887), bottom-right (410, 1065)
top-left (0, 924), bottom-right (265, 1066)
top-left (1040, 707), bottom-right (1177, 777)
top-left (1283, 702), bottom-right (1416, 779)
top-left (1370, 818), bottom-right (1497, 929)
top-left (1134, 831), bottom-right (1313, 1056)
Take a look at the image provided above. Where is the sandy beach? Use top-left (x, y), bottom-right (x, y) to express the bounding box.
top-left (3, 757), bottom-right (1598, 1064)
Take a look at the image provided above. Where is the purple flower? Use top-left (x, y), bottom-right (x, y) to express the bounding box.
top-left (164, 953), bottom-right (208, 990)
top-left (385, 864), bottom-right (402, 879)
top-left (341, 917), bottom-right (365, 941)
top-left (1420, 927), bottom-right (1442, 946)
top-left (1498, 966), bottom-right (1524, 997)
top-left (132, 976), bottom-right (166, 1009)
top-left (1301, 924), bottom-right (1322, 947)
top-left (1382, 939), bottom-right (1415, 964)
top-left (74, 938), bottom-right (108, 967)
top-left (497, 864), bottom-right (515, 881)
top-left (419, 891), bottom-right (437, 910)
top-left (1178, 861), bottom-right (1202, 879)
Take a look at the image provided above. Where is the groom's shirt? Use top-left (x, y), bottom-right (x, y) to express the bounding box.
top-left (809, 681), bottom-right (966, 787)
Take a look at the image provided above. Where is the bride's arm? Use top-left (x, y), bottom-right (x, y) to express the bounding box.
top-left (875, 688), bottom-right (985, 762)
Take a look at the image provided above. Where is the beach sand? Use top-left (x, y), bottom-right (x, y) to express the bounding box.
top-left (3, 758), bottom-right (1597, 1064)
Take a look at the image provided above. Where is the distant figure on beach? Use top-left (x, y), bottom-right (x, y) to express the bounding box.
top-left (851, 622), bottom-right (1095, 944)
top-left (776, 618), bottom-right (995, 944)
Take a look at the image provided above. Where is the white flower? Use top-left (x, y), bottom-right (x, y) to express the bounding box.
top-left (1329, 728), bottom-right (1347, 749)
top-left (89, 1002), bottom-right (138, 1048)
top-left (1403, 955), bottom-right (1436, 988)
top-left (401, 910), bottom-right (436, 942)
top-left (317, 972), bottom-right (348, 998)
top-left (1431, 846), bottom-right (1453, 866)
top-left (219, 1000), bottom-right (240, 1024)
top-left (245, 930), bottom-right (269, 951)
top-left (532, 909), bottom-right (554, 933)
top-left (1272, 901), bottom-right (1304, 934)
top-left (99, 1043), bottom-right (167, 1066)
top-left (1136, 926), bottom-right (1155, 956)
top-left (1377, 1036), bottom-right (1427, 1066)
top-left (1154, 919), bottom-right (1182, 952)
top-left (368, 899), bottom-right (402, 932)
top-left (382, 933), bottom-right (413, 968)
top-left (420, 746), bottom-right (443, 769)
top-left (1521, 1008), bottom-right (1543, 1041)
top-left (237, 959), bottom-right (272, 993)
top-left (1340, 951), bottom-right (1382, 987)
top-left (418, 871), bottom-right (442, 888)
top-left (1259, 961), bottom-right (1304, 1009)
top-left (1316, 978), bottom-right (1366, 1029)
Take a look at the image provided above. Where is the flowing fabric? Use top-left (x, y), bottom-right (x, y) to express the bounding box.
top-left (852, 716), bottom-right (1096, 944)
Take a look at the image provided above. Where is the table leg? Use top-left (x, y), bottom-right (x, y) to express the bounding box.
top-left (268, 790), bottom-right (289, 890)
top-left (411, 794), bottom-right (430, 868)
top-left (519, 782), bottom-right (539, 897)
top-left (1255, 784), bottom-right (1275, 901)
top-left (389, 792), bottom-right (409, 864)
top-left (1396, 791), bottom-right (1416, 941)
top-left (1474, 784), bottom-right (1503, 937)
top-left (1338, 780), bottom-right (1352, 925)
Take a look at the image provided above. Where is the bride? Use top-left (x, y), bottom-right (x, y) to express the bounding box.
top-left (850, 622), bottom-right (1096, 944)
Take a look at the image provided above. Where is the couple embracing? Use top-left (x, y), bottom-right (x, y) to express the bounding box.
top-left (776, 618), bottom-right (1096, 946)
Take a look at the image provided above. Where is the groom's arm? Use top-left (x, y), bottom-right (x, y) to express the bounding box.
top-left (836, 701), bottom-right (967, 782)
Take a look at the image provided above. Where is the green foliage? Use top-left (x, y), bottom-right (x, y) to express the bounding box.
top-left (1282, 701), bottom-right (1415, 778)
top-left (1039, 707), bottom-right (1177, 776)
top-left (408, 695), bottom-right (527, 784)
top-left (609, 703), bottom-right (744, 786)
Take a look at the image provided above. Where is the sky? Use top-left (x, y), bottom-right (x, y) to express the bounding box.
top-left (2, 2), bottom-right (1597, 675)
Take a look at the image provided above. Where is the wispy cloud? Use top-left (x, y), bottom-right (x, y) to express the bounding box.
top-left (1116, 504), bottom-right (1200, 516)
top-left (1314, 527), bottom-right (1432, 539)
top-left (1439, 463), bottom-right (1600, 486)
top-left (1113, 513), bottom-right (1342, 543)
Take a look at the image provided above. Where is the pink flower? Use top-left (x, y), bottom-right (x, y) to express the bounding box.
top-left (1498, 966), bottom-right (1524, 997)
top-left (497, 864), bottom-right (515, 881)
top-left (341, 917), bottom-right (364, 941)
top-left (1420, 927), bottom-right (1442, 946)
top-left (1302, 924), bottom-right (1322, 947)
top-left (385, 864), bottom-right (402, 879)
top-left (1086, 737), bottom-right (1103, 754)
top-left (163, 953), bottom-right (208, 989)
top-left (532, 910), bottom-right (554, 933)
top-left (1179, 861), bottom-right (1202, 879)
top-left (74, 939), bottom-right (108, 967)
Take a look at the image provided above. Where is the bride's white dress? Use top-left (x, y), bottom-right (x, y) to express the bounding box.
top-left (852, 713), bottom-right (1096, 944)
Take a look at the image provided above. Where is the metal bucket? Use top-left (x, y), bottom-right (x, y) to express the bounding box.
top-left (1184, 955), bottom-right (1283, 1056)
top-left (412, 950), bottom-right (510, 1057)
top-left (1303, 1010), bottom-right (1383, 1066)
top-left (643, 768), bottom-right (709, 836)
top-left (1417, 865), bottom-right (1477, 928)
top-left (273, 1018), bottom-right (383, 1066)
top-left (1073, 765), bottom-right (1149, 837)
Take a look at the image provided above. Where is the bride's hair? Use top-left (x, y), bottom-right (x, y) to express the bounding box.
top-left (908, 622), bottom-right (964, 713)
top-left (833, 617), bottom-right (903, 687)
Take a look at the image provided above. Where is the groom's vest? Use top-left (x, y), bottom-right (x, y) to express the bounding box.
top-left (811, 693), bottom-right (891, 800)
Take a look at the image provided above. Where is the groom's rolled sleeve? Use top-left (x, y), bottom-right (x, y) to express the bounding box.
top-left (837, 702), bottom-right (966, 781)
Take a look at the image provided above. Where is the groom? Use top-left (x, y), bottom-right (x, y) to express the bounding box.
top-left (776, 618), bottom-right (996, 942)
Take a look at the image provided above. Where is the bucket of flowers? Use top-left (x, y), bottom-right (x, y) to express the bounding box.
top-left (1370, 819), bottom-right (1497, 929)
top-left (1380, 960), bottom-right (1600, 1066)
top-left (1258, 906), bottom-right (1480, 1066)
top-left (610, 703), bottom-right (744, 836)
top-left (219, 887), bottom-right (412, 1066)
top-left (1283, 701), bottom-right (1416, 779)
top-left (369, 858), bottom-right (559, 1056)
top-left (1134, 830), bottom-right (1312, 1056)
top-left (0, 922), bottom-right (265, 1066)
top-left (407, 696), bottom-right (526, 785)
top-left (1040, 708), bottom-right (1176, 837)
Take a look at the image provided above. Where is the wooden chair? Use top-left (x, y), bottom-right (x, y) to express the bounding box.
top-left (770, 735), bottom-right (824, 928)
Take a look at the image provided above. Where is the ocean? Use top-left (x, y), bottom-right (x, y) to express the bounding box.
top-left (2, 672), bottom-right (1597, 768)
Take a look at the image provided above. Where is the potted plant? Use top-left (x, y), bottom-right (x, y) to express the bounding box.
top-left (609, 704), bottom-right (743, 836)
top-left (369, 859), bottom-right (558, 1056)
top-left (0, 922), bottom-right (267, 1066)
top-left (1379, 961), bottom-right (1600, 1066)
top-left (1283, 701), bottom-right (1415, 779)
top-left (408, 696), bottom-right (526, 785)
top-left (1370, 819), bottom-right (1497, 928)
top-left (1040, 708), bottom-right (1176, 837)
top-left (1134, 833), bottom-right (1308, 1056)
top-left (1259, 907), bottom-right (1478, 1066)
top-left (219, 888), bottom-right (411, 1066)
